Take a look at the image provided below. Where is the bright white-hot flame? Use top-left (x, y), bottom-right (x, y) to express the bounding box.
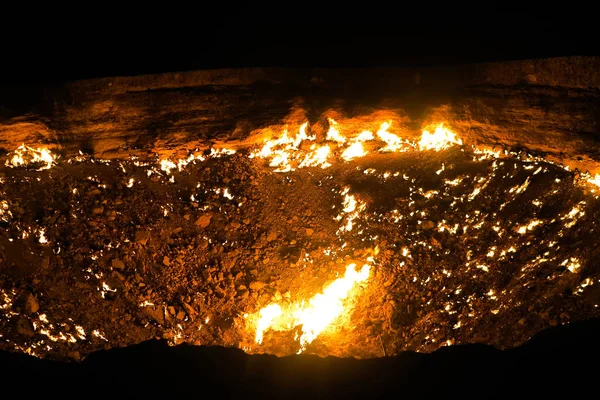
top-left (326, 118), bottom-right (346, 143)
top-left (564, 258), bottom-right (581, 273)
top-left (210, 148), bottom-right (236, 158)
top-left (587, 174), bottom-right (600, 188)
top-left (253, 263), bottom-right (371, 352)
top-left (38, 229), bottom-right (48, 244)
top-left (473, 147), bottom-right (502, 160)
top-left (293, 263), bottom-right (370, 351)
top-left (255, 303), bottom-right (282, 344)
top-left (419, 123), bottom-right (462, 151)
top-left (377, 122), bottom-right (409, 152)
top-left (336, 189), bottom-right (365, 233)
top-left (253, 119), bottom-right (464, 171)
top-left (341, 129), bottom-right (374, 160)
top-left (294, 122), bottom-right (315, 148)
top-left (160, 159), bottom-right (177, 175)
top-left (341, 142), bottom-right (367, 161)
top-left (6, 144), bottom-right (57, 170)
top-left (342, 191), bottom-right (357, 213)
top-left (298, 145), bottom-right (331, 169)
top-left (356, 131), bottom-right (374, 142)
top-left (75, 325), bottom-right (86, 340)
top-left (269, 150), bottom-right (290, 169)
top-left (159, 153), bottom-right (208, 176)
top-left (254, 123), bottom-right (318, 172)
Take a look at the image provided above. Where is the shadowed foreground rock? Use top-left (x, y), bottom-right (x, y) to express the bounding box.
top-left (2, 318), bottom-right (599, 397)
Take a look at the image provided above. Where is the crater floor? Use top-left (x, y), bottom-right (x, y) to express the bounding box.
top-left (1, 139), bottom-right (600, 360)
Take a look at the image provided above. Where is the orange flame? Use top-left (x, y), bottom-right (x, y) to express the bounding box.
top-left (253, 263), bottom-right (371, 352)
top-left (6, 144), bottom-right (57, 170)
top-left (419, 123), bottom-right (462, 151)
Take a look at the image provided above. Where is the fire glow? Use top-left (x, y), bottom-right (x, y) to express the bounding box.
top-left (252, 121), bottom-right (458, 172)
top-left (6, 144), bottom-right (57, 171)
top-left (253, 263), bottom-right (371, 353)
top-left (3, 111), bottom-right (600, 360)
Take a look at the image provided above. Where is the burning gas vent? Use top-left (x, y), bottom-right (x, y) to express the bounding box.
top-left (1, 109), bottom-right (600, 360)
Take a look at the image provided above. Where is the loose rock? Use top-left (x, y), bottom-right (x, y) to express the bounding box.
top-left (135, 230), bottom-right (151, 245)
top-left (24, 293), bottom-right (39, 314)
top-left (111, 259), bottom-right (125, 270)
top-left (196, 214), bottom-right (212, 228)
top-left (16, 316), bottom-right (35, 337)
top-left (422, 220), bottom-right (435, 230)
top-left (249, 281), bottom-right (267, 291)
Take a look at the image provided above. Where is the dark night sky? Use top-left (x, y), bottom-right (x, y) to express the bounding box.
top-left (1, 7), bottom-right (598, 86)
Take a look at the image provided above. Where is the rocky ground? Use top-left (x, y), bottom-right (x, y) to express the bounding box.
top-left (1, 140), bottom-right (600, 361)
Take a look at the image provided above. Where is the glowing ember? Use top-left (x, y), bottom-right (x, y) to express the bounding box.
top-left (564, 258), bottom-right (581, 273)
top-left (253, 263), bottom-right (371, 352)
top-left (336, 188), bottom-right (366, 233)
top-left (160, 159), bottom-right (177, 175)
top-left (517, 219), bottom-right (543, 234)
top-left (38, 229), bottom-right (48, 244)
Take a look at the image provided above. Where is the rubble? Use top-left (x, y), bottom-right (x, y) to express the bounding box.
top-left (1, 136), bottom-right (600, 361)
top-left (23, 293), bottom-right (39, 314)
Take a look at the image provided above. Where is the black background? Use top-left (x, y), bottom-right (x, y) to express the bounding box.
top-left (0, 5), bottom-right (598, 87)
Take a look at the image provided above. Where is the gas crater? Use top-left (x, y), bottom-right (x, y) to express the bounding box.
top-left (2, 114), bottom-right (600, 360)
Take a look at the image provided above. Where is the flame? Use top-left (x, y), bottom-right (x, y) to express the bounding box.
top-left (341, 141), bottom-right (367, 161)
top-left (356, 130), bottom-right (375, 142)
top-left (294, 122), bottom-right (315, 147)
top-left (252, 118), bottom-right (465, 173)
top-left (255, 304), bottom-right (282, 344)
top-left (587, 174), bottom-right (600, 188)
top-left (293, 263), bottom-right (371, 350)
top-left (298, 144), bottom-right (331, 169)
top-left (419, 123), bottom-right (462, 151)
top-left (377, 122), bottom-right (410, 152)
top-left (253, 263), bottom-right (371, 352)
top-left (326, 118), bottom-right (346, 143)
top-left (38, 229), bottom-right (48, 244)
top-left (254, 122), bottom-right (318, 172)
top-left (516, 219), bottom-right (543, 234)
top-left (336, 188), bottom-right (366, 233)
top-left (6, 144), bottom-right (57, 170)
top-left (341, 129), bottom-right (373, 161)
top-left (160, 159), bottom-right (177, 175)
